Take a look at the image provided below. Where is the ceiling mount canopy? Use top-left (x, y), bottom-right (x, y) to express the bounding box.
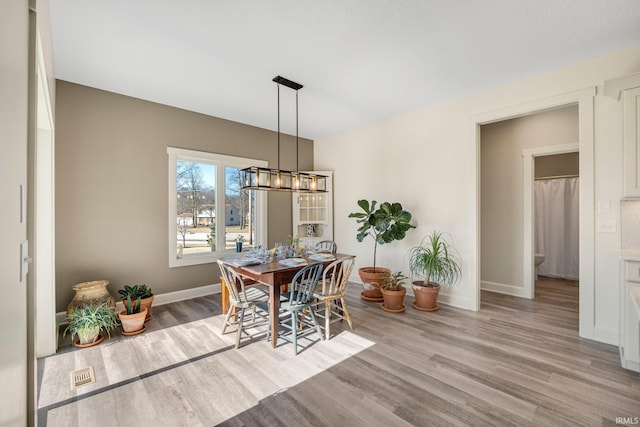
top-left (241, 76), bottom-right (328, 193)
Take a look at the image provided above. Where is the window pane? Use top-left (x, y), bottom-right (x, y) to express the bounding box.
top-left (176, 161), bottom-right (216, 258)
top-left (225, 166), bottom-right (255, 250)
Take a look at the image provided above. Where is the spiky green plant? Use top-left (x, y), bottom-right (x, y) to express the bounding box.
top-left (63, 303), bottom-right (119, 344)
top-left (380, 271), bottom-right (408, 291)
top-left (124, 295), bottom-right (142, 315)
top-left (409, 231), bottom-right (461, 288)
top-left (118, 284), bottom-right (153, 301)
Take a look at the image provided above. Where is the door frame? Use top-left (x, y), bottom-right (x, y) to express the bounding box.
top-left (522, 143), bottom-right (579, 299)
top-left (472, 87), bottom-right (596, 340)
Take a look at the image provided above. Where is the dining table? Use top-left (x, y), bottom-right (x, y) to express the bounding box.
top-left (220, 253), bottom-right (353, 348)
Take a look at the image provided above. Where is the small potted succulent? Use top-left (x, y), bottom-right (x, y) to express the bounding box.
top-left (63, 303), bottom-right (119, 348)
top-left (118, 295), bottom-right (147, 336)
top-left (408, 231), bottom-right (461, 311)
top-left (118, 284), bottom-right (154, 322)
top-left (380, 271), bottom-right (408, 313)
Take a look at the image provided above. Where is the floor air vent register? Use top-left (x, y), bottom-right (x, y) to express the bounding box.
top-left (70, 366), bottom-right (95, 390)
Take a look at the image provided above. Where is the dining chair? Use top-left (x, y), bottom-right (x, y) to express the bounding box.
top-left (217, 260), bottom-right (270, 349)
top-left (312, 257), bottom-right (355, 340)
top-left (267, 262), bottom-right (324, 355)
top-left (314, 240), bottom-right (337, 253)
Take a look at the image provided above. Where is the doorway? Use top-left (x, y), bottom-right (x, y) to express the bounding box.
top-left (472, 87), bottom-right (596, 340)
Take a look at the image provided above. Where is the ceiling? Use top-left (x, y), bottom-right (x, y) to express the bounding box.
top-left (49, 1), bottom-right (640, 140)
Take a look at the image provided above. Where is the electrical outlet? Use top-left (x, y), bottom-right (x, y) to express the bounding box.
top-left (596, 219), bottom-right (616, 233)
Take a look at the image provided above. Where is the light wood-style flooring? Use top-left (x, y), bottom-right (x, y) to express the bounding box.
top-left (38, 277), bottom-right (639, 426)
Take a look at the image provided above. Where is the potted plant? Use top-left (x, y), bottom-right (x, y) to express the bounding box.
top-left (235, 235), bottom-right (246, 252)
top-left (348, 199), bottom-right (415, 301)
top-left (63, 303), bottom-right (119, 348)
top-left (408, 231), bottom-right (461, 311)
top-left (380, 271), bottom-right (408, 313)
top-left (118, 284), bottom-right (154, 322)
top-left (118, 295), bottom-right (147, 336)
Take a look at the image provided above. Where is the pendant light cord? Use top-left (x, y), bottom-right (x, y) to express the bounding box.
top-left (296, 90), bottom-right (299, 172)
top-left (277, 83), bottom-right (280, 170)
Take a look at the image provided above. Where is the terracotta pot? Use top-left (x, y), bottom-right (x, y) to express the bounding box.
top-left (140, 295), bottom-right (154, 322)
top-left (412, 281), bottom-right (441, 311)
top-left (67, 280), bottom-right (116, 317)
top-left (381, 286), bottom-right (406, 312)
top-left (358, 267), bottom-right (390, 300)
top-left (119, 307), bottom-right (147, 334)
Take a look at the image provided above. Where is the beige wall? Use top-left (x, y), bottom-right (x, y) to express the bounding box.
top-left (316, 44), bottom-right (640, 344)
top-left (480, 106), bottom-right (578, 289)
top-left (535, 152), bottom-right (579, 178)
top-left (55, 81), bottom-right (313, 312)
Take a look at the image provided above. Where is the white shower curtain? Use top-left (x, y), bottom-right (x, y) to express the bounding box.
top-left (534, 177), bottom-right (579, 280)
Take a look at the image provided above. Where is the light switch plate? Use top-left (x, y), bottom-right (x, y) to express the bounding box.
top-left (596, 219), bottom-right (616, 233)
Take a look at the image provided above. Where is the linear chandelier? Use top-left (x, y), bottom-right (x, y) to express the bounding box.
top-left (241, 76), bottom-right (328, 193)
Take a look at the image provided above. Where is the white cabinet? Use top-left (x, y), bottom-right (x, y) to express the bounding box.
top-left (292, 171), bottom-right (333, 249)
top-left (620, 259), bottom-right (640, 372)
top-left (623, 87), bottom-right (640, 197)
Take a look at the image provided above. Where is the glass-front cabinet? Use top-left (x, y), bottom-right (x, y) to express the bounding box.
top-left (292, 171), bottom-right (333, 249)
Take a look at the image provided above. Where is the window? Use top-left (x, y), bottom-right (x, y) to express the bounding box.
top-left (167, 147), bottom-right (267, 267)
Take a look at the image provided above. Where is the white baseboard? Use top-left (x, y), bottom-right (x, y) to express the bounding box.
top-left (593, 326), bottom-right (618, 346)
top-left (56, 283), bottom-right (221, 326)
top-left (481, 280), bottom-right (531, 299)
top-left (620, 347), bottom-right (640, 372)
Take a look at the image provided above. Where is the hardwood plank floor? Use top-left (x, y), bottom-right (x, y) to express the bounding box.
top-left (38, 278), bottom-right (639, 426)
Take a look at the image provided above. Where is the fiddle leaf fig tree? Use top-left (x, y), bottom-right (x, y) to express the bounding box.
top-left (348, 199), bottom-right (415, 272)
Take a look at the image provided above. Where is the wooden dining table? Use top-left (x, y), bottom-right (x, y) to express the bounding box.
top-left (220, 253), bottom-right (353, 348)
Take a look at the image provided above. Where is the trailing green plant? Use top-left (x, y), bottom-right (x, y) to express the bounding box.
top-left (348, 200), bottom-right (415, 272)
top-left (63, 303), bottom-right (119, 343)
top-left (124, 295), bottom-right (142, 315)
top-left (118, 284), bottom-right (153, 301)
top-left (381, 271), bottom-right (408, 291)
top-left (409, 231), bottom-right (461, 288)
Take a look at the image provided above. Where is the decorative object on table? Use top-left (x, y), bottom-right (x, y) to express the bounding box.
top-left (380, 271), bottom-right (408, 313)
top-left (217, 260), bottom-right (270, 349)
top-left (306, 223), bottom-right (316, 237)
top-left (288, 235), bottom-right (301, 257)
top-left (312, 257), bottom-right (356, 340)
top-left (235, 235), bottom-right (246, 252)
top-left (66, 280), bottom-right (116, 317)
top-left (118, 295), bottom-right (147, 336)
top-left (408, 231), bottom-right (461, 311)
top-left (117, 284), bottom-right (154, 322)
top-left (63, 303), bottom-right (119, 348)
top-left (348, 199), bottom-right (415, 302)
top-left (268, 262), bottom-right (324, 355)
top-left (241, 76), bottom-right (327, 193)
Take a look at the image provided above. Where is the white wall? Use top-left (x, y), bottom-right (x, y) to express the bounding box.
top-left (316, 45), bottom-right (640, 344)
top-left (0, 2), bottom-right (29, 425)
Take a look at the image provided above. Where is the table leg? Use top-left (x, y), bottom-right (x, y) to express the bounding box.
top-left (220, 276), bottom-right (229, 314)
top-left (270, 277), bottom-right (281, 349)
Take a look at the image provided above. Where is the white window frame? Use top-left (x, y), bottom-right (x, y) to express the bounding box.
top-left (167, 147), bottom-right (268, 268)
